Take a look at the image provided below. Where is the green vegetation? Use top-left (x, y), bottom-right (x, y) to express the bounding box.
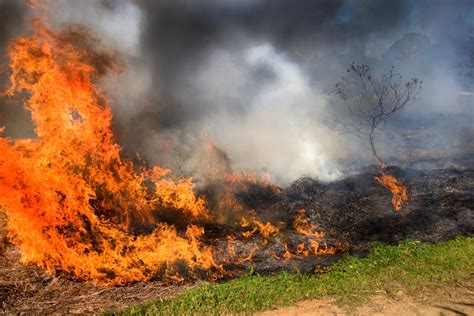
top-left (112, 237), bottom-right (473, 315)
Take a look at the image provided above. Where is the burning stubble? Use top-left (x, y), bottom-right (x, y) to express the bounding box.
top-left (0, 0), bottom-right (472, 287)
top-left (0, 9), bottom-right (339, 284)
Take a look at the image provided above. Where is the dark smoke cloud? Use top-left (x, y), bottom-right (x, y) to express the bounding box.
top-left (135, 0), bottom-right (411, 127)
top-left (0, 0), bottom-right (27, 51)
top-left (0, 0), bottom-right (473, 181)
top-left (0, 0), bottom-right (33, 139)
top-left (127, 0), bottom-right (473, 180)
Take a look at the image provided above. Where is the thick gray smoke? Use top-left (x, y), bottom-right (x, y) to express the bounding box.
top-left (0, 0), bottom-right (33, 138)
top-left (1, 0), bottom-right (473, 183)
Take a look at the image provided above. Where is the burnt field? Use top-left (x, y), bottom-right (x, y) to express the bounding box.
top-left (1, 152), bottom-right (472, 313)
top-left (0, 1), bottom-right (473, 314)
top-left (206, 166), bottom-right (474, 275)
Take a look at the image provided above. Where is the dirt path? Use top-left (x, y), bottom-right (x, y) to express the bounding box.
top-left (258, 281), bottom-right (474, 315)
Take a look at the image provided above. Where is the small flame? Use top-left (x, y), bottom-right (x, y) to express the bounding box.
top-left (374, 171), bottom-right (408, 212)
top-left (292, 209), bottom-right (335, 256)
top-left (283, 243), bottom-right (293, 260)
top-left (293, 209), bottom-right (324, 238)
top-left (240, 215), bottom-right (279, 244)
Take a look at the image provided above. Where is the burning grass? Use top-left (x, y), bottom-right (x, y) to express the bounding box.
top-left (1, 164), bottom-right (471, 313)
top-left (113, 236), bottom-right (473, 315)
top-left (0, 15), bottom-right (339, 286)
top-left (0, 3), bottom-right (472, 314)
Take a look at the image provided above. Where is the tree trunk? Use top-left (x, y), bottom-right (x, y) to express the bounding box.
top-left (369, 134), bottom-right (385, 170)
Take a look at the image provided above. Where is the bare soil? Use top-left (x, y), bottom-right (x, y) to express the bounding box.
top-left (258, 279), bottom-right (474, 316)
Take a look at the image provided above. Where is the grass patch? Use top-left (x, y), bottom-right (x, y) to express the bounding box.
top-left (112, 237), bottom-right (473, 315)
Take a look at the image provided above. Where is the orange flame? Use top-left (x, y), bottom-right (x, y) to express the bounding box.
top-left (0, 9), bottom-right (339, 284)
top-left (292, 209), bottom-right (335, 256)
top-left (0, 20), bottom-right (220, 285)
top-left (215, 173), bottom-right (263, 222)
top-left (374, 171), bottom-right (408, 212)
top-left (240, 215), bottom-right (279, 244)
top-left (283, 243), bottom-right (293, 260)
top-left (293, 209), bottom-right (324, 239)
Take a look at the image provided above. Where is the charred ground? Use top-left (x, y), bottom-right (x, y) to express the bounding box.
top-left (200, 166), bottom-right (473, 276)
top-left (1, 150), bottom-right (473, 313)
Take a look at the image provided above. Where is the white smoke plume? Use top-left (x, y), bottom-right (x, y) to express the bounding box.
top-left (1, 0), bottom-right (472, 184)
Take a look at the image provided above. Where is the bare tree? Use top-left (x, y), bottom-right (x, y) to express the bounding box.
top-left (330, 63), bottom-right (422, 168)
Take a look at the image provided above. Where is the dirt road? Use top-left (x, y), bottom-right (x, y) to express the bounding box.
top-left (258, 281), bottom-right (474, 316)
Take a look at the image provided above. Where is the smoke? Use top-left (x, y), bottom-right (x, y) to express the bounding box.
top-left (132, 0), bottom-right (473, 181)
top-left (188, 43), bottom-right (346, 181)
top-left (0, 0), bottom-right (27, 52)
top-left (1, 0), bottom-right (473, 182)
top-left (0, 0), bottom-right (33, 138)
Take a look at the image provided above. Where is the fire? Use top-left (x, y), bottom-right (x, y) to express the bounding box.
top-left (374, 171), bottom-right (408, 212)
top-left (216, 171), bottom-right (280, 225)
top-left (293, 209), bottom-right (324, 239)
top-left (283, 243), bottom-right (293, 260)
top-left (240, 215), bottom-right (279, 244)
top-left (296, 243), bottom-right (310, 256)
top-left (0, 20), bottom-right (219, 285)
top-left (225, 172), bottom-right (273, 185)
top-left (0, 8), bottom-right (338, 285)
top-left (292, 209), bottom-right (335, 255)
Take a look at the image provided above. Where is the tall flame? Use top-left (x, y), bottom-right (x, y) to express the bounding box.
top-left (0, 20), bottom-right (219, 285)
top-left (0, 12), bottom-right (337, 285)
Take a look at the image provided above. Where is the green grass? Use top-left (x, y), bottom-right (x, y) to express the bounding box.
top-left (111, 237), bottom-right (473, 315)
